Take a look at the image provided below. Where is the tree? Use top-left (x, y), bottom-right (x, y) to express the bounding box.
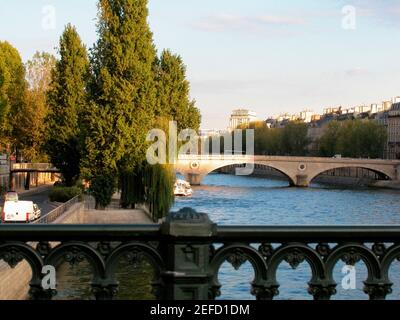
top-left (0, 42), bottom-right (26, 149)
top-left (144, 164), bottom-right (174, 221)
top-left (155, 50), bottom-right (201, 131)
top-left (281, 121), bottom-right (310, 156)
top-left (318, 121), bottom-right (341, 157)
top-left (264, 128), bottom-right (283, 155)
top-left (15, 52), bottom-right (56, 161)
top-left (84, 0), bottom-right (158, 208)
top-left (319, 119), bottom-right (387, 159)
top-left (46, 25), bottom-right (89, 186)
top-left (0, 54), bottom-right (11, 135)
top-left (337, 120), bottom-right (387, 158)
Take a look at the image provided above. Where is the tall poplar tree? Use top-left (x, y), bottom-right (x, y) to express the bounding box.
top-left (155, 49), bottom-right (201, 131)
top-left (84, 0), bottom-right (157, 207)
top-left (46, 24), bottom-right (89, 186)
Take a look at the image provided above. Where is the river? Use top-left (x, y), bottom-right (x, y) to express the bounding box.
top-left (56, 173), bottom-right (400, 300)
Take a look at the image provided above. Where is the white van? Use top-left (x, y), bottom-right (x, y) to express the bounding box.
top-left (1, 201), bottom-right (41, 223)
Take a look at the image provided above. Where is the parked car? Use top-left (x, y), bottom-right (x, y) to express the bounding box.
top-left (4, 191), bottom-right (18, 202)
top-left (1, 201), bottom-right (41, 223)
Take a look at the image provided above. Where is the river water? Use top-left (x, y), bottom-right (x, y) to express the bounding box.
top-left (56, 174), bottom-right (400, 300)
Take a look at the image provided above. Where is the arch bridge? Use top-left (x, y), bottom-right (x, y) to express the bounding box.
top-left (175, 155), bottom-right (400, 187)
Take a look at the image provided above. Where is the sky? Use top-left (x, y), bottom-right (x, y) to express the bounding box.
top-left (0, 0), bottom-right (400, 130)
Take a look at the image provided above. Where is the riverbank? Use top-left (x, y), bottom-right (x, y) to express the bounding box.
top-left (370, 180), bottom-right (400, 190)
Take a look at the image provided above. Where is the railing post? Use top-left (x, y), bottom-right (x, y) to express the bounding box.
top-left (364, 281), bottom-right (393, 300)
top-left (160, 207), bottom-right (217, 300)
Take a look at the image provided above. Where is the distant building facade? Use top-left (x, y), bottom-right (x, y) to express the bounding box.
top-left (299, 110), bottom-right (315, 123)
top-left (229, 109), bottom-right (258, 130)
top-left (222, 96), bottom-right (400, 159)
top-left (387, 102), bottom-right (400, 159)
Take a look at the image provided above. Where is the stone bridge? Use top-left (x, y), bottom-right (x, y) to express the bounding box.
top-left (175, 155), bottom-right (400, 187)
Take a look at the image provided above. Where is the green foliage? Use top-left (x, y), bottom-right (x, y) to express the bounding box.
top-left (45, 24), bottom-right (89, 186)
top-left (0, 54), bottom-right (11, 132)
top-left (119, 163), bottom-right (174, 220)
top-left (86, 0), bottom-right (157, 173)
top-left (0, 44), bottom-right (55, 161)
top-left (120, 167), bottom-right (145, 209)
top-left (49, 186), bottom-right (82, 202)
top-left (144, 164), bottom-right (174, 221)
top-left (89, 173), bottom-right (116, 209)
top-left (318, 121), bottom-right (341, 157)
top-left (244, 122), bottom-right (283, 155)
top-left (280, 121), bottom-right (310, 156)
top-left (239, 121), bottom-right (309, 156)
top-left (318, 120), bottom-right (387, 158)
top-left (154, 50), bottom-right (201, 131)
top-left (0, 41), bottom-right (26, 143)
top-left (84, 0), bottom-right (189, 212)
top-left (1, 1), bottom-right (199, 213)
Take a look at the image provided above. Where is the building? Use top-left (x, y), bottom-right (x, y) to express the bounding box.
top-left (299, 110), bottom-right (315, 123)
top-left (323, 106), bottom-right (342, 115)
top-left (229, 109), bottom-right (258, 130)
top-left (387, 102), bottom-right (400, 159)
top-left (383, 100), bottom-right (393, 111)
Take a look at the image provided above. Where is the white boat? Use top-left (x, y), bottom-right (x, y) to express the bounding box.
top-left (174, 179), bottom-right (193, 197)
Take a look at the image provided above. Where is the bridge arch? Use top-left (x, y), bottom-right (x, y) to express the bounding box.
top-left (214, 162), bottom-right (296, 186)
top-left (307, 165), bottom-right (393, 186)
top-left (175, 161), bottom-right (297, 186)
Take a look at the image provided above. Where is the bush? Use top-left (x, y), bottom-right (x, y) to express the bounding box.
top-left (49, 186), bottom-right (82, 203)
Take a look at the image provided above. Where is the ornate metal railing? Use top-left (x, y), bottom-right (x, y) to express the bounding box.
top-left (34, 196), bottom-right (81, 224)
top-left (0, 208), bottom-right (400, 300)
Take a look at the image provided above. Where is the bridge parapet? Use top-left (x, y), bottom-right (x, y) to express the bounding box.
top-left (0, 208), bottom-right (400, 300)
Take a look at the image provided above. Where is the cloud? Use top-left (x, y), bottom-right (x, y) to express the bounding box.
top-left (191, 13), bottom-right (306, 33)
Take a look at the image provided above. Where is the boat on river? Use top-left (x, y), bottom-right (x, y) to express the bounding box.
top-left (174, 179), bottom-right (193, 197)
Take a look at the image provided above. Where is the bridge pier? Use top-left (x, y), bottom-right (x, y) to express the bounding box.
top-left (184, 173), bottom-right (204, 186)
top-left (294, 174), bottom-right (309, 188)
